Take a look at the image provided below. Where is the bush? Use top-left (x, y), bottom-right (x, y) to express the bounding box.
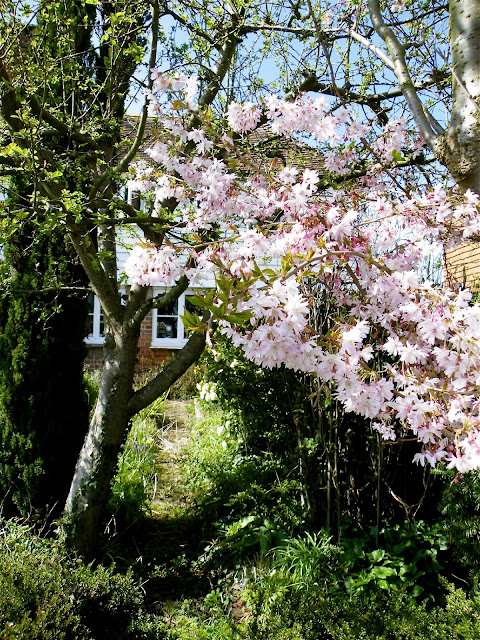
top-left (438, 467), bottom-right (480, 577)
top-left (160, 564), bottom-right (480, 640)
top-left (198, 334), bottom-right (439, 544)
top-left (0, 225), bottom-right (89, 519)
top-left (337, 520), bottom-right (448, 601)
top-left (0, 519), bottom-right (166, 639)
top-left (192, 340), bottom-right (313, 544)
top-left (267, 520), bottom-right (448, 602)
top-left (242, 568), bottom-right (480, 640)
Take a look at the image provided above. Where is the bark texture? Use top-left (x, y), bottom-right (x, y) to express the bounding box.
top-left (439, 0), bottom-right (480, 192)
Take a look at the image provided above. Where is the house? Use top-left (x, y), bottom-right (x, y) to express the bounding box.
top-left (84, 118), bottom-right (322, 371)
top-left (84, 288), bottom-right (202, 371)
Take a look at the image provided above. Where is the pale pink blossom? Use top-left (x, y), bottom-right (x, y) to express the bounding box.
top-left (127, 76), bottom-right (480, 473)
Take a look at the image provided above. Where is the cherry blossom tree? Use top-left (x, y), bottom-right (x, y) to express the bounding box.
top-left (127, 72), bottom-right (480, 480)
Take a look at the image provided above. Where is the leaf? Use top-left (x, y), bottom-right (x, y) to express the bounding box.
top-left (188, 295), bottom-right (207, 308)
top-left (180, 310), bottom-right (202, 329)
top-left (377, 579), bottom-right (394, 590)
top-left (224, 311), bottom-right (253, 324)
top-left (367, 549), bottom-right (385, 563)
top-left (217, 276), bottom-right (234, 295)
top-left (171, 100), bottom-right (187, 110)
top-left (412, 584), bottom-right (424, 597)
top-left (370, 565), bottom-right (396, 579)
top-left (391, 149), bottom-right (403, 163)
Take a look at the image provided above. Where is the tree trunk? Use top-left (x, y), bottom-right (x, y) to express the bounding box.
top-left (438, 0), bottom-right (480, 192)
top-left (65, 327), bottom-right (139, 560)
top-left (65, 314), bottom-right (208, 559)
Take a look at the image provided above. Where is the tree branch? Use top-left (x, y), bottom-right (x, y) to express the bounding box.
top-left (88, 0), bottom-right (160, 201)
top-left (69, 229), bottom-right (123, 327)
top-left (127, 326), bottom-right (208, 416)
top-left (347, 28), bottom-right (394, 69)
top-left (293, 75), bottom-right (445, 107)
top-left (367, 0), bottom-right (443, 150)
top-left (163, 6), bottom-right (218, 47)
top-left (197, 19), bottom-right (242, 109)
top-left (4, 286), bottom-right (91, 295)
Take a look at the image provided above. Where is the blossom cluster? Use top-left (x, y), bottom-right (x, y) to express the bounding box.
top-left (124, 72), bottom-right (480, 473)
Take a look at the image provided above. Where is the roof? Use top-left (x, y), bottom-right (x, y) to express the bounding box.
top-left (122, 116), bottom-right (324, 174)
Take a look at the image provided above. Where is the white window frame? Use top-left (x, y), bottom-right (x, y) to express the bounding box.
top-left (151, 290), bottom-right (194, 349)
top-left (85, 294), bottom-right (105, 345)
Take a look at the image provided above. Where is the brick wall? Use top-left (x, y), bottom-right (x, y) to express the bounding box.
top-left (84, 311), bottom-right (175, 372)
top-left (84, 344), bottom-right (104, 370)
top-left (445, 242), bottom-right (480, 290)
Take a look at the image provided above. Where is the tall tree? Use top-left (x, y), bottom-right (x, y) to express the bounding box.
top-left (0, 217), bottom-right (88, 517)
top-left (0, 0), bottom-right (297, 558)
top-left (0, 5), bottom-right (93, 516)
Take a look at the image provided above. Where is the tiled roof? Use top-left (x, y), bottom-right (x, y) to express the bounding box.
top-left (122, 117), bottom-right (324, 174)
top-left (122, 115), bottom-right (157, 162)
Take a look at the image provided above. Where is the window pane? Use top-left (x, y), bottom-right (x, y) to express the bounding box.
top-left (87, 292), bottom-right (95, 335)
top-left (156, 317), bottom-right (178, 339)
top-left (157, 299), bottom-right (178, 317)
top-left (87, 292), bottom-right (104, 339)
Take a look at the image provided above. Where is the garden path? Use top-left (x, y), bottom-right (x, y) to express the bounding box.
top-left (137, 398), bottom-right (209, 608)
top-left (150, 399), bottom-right (194, 519)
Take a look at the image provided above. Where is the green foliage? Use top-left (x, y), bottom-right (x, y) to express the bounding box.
top-left (193, 340), bottom-right (312, 536)
top-left (166, 366), bottom-right (201, 400)
top-left (165, 602), bottom-right (242, 640)
top-left (197, 333), bottom-right (438, 546)
top-left (271, 532), bottom-right (338, 587)
top-left (338, 521), bottom-right (448, 600)
top-left (0, 519), bottom-right (166, 640)
top-left (245, 571), bottom-right (480, 639)
top-left (184, 402), bottom-right (306, 566)
top-left (267, 521), bottom-right (447, 602)
top-left (108, 397), bottom-right (165, 529)
top-left (0, 521), bottom-right (87, 639)
top-left (0, 227), bottom-right (88, 517)
top-left (438, 468), bottom-right (480, 575)
top-left (83, 370), bottom-right (101, 419)
top-left (162, 566), bottom-right (480, 640)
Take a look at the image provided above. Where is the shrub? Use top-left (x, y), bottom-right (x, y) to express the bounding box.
top-left (0, 229), bottom-right (89, 519)
top-left (192, 341), bottom-right (313, 542)
top-left (242, 568), bottom-right (480, 640)
top-left (337, 520), bottom-right (448, 601)
top-left (438, 467), bottom-right (480, 576)
top-left (0, 519), bottom-right (166, 640)
top-left (198, 334), bottom-right (439, 544)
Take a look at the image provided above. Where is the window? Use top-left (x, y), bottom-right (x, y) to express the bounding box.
top-left (127, 184), bottom-right (143, 211)
top-left (151, 291), bottom-right (197, 348)
top-left (85, 293), bottom-right (105, 344)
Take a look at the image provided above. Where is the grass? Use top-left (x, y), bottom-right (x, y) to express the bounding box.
top-left (107, 397), bottom-right (166, 533)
